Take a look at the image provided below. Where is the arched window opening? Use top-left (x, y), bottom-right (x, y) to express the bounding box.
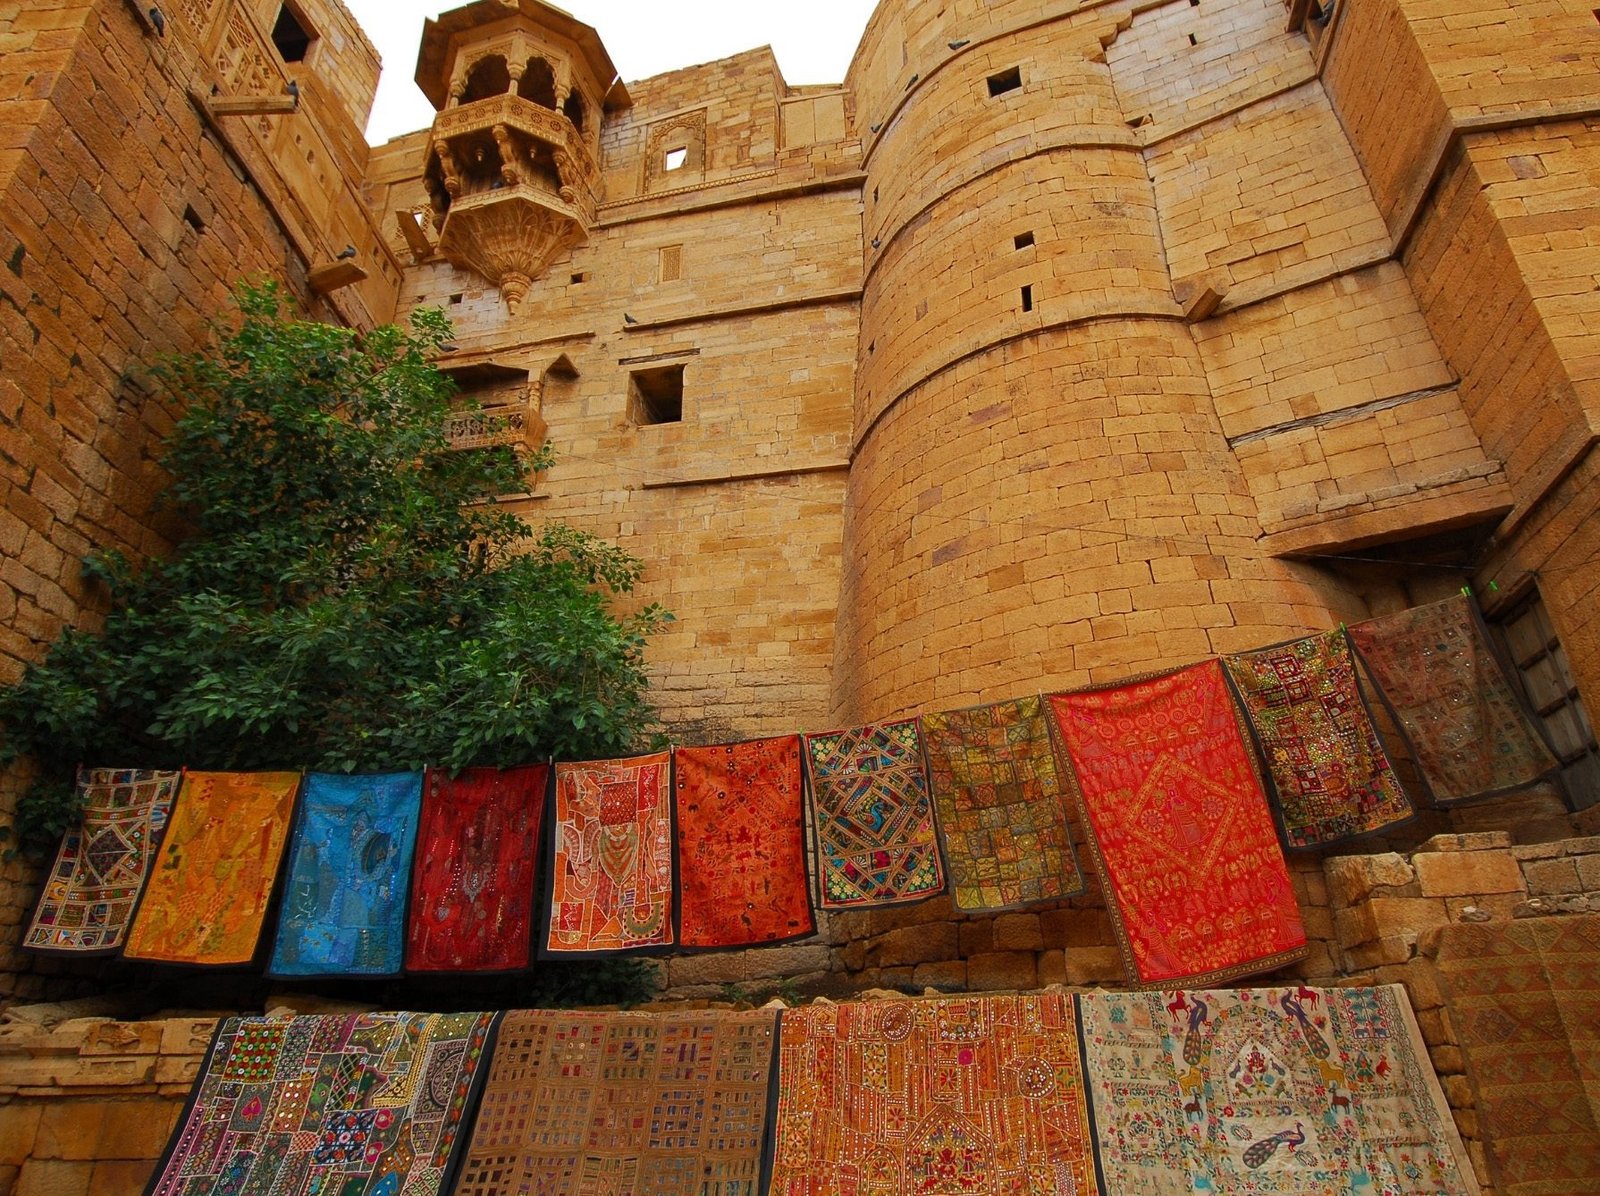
top-left (517, 57), bottom-right (557, 108)
top-left (461, 55), bottom-right (510, 104)
top-left (563, 89), bottom-right (585, 132)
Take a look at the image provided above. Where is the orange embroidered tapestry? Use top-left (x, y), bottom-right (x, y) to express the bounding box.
top-left (406, 764), bottom-right (547, 973)
top-left (543, 752), bottom-right (673, 956)
top-left (124, 771), bottom-right (301, 966)
top-left (1048, 660), bottom-right (1308, 987)
top-left (674, 736), bottom-right (814, 949)
top-left (769, 994), bottom-right (1099, 1194)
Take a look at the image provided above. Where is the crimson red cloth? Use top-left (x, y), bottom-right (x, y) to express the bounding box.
top-left (675, 736), bottom-right (814, 948)
top-left (406, 764), bottom-right (546, 972)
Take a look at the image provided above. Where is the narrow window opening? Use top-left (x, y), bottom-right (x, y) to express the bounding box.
top-left (1014, 231), bottom-right (1034, 250)
top-left (986, 67), bottom-right (1023, 97)
top-left (1187, 32), bottom-right (1198, 45)
top-left (1020, 284), bottom-right (1033, 312)
top-left (873, 186), bottom-right (879, 203)
top-left (570, 272), bottom-right (586, 285)
top-left (182, 205), bottom-right (205, 233)
top-left (270, 3), bottom-right (314, 63)
top-left (629, 364), bottom-right (684, 425)
top-left (449, 293), bottom-right (464, 306)
top-left (868, 341), bottom-right (875, 354)
top-left (664, 146), bottom-right (688, 171)
top-left (659, 244), bottom-right (683, 282)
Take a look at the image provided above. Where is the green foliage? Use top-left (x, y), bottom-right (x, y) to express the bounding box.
top-left (1, 281), bottom-right (669, 843)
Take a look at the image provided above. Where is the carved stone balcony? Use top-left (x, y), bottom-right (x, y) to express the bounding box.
top-left (426, 94), bottom-right (599, 310)
top-left (445, 402), bottom-right (549, 454)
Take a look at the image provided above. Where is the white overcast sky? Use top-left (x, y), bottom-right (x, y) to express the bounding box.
top-left (348, 1), bottom-right (881, 145)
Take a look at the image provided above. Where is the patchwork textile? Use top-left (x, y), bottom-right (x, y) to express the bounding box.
top-left (454, 1008), bottom-right (777, 1195)
top-left (803, 719), bottom-right (944, 909)
top-left (1077, 985), bottom-right (1480, 1194)
top-left (920, 695), bottom-right (1085, 912)
top-left (24, 767), bottom-right (178, 955)
top-left (124, 771), bottom-right (301, 966)
top-left (1348, 595), bottom-right (1557, 805)
top-left (406, 765), bottom-right (546, 973)
top-left (769, 994), bottom-right (1099, 1194)
top-left (1224, 631), bottom-right (1415, 850)
top-left (674, 737), bottom-right (814, 949)
top-left (144, 1011), bottom-right (497, 1196)
top-left (270, 772), bottom-right (423, 978)
top-left (1048, 660), bottom-right (1308, 986)
top-left (1435, 916), bottom-right (1600, 1195)
top-left (544, 752), bottom-right (674, 955)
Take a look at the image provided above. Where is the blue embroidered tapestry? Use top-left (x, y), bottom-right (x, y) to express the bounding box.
top-left (268, 772), bottom-right (423, 978)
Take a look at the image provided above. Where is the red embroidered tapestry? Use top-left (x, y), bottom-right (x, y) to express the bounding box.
top-left (1048, 660), bottom-right (1308, 987)
top-left (543, 752), bottom-right (673, 956)
top-left (1349, 595), bottom-right (1557, 806)
top-left (1223, 630), bottom-right (1415, 850)
top-left (769, 994), bottom-right (1099, 1194)
top-left (674, 736), bottom-right (814, 949)
top-left (406, 764), bottom-right (547, 973)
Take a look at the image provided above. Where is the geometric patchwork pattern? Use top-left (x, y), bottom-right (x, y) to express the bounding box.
top-left (804, 719), bottom-right (944, 909)
top-left (454, 1008), bottom-right (777, 1196)
top-left (920, 696), bottom-right (1085, 912)
top-left (1435, 915), bottom-right (1600, 1195)
top-left (146, 1011), bottom-right (497, 1196)
top-left (24, 767), bottom-right (178, 955)
top-left (1224, 630), bottom-right (1415, 849)
top-left (1349, 595), bottom-right (1557, 806)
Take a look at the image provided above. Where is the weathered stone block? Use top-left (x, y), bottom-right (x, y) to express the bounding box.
top-left (991, 913), bottom-right (1043, 951)
top-left (866, 923), bottom-right (958, 968)
top-left (911, 961), bottom-right (967, 991)
top-left (1413, 850), bottom-right (1525, 897)
top-left (1324, 853), bottom-right (1415, 907)
top-left (1416, 832), bottom-right (1512, 853)
top-left (1522, 857), bottom-right (1581, 895)
top-left (1063, 947), bottom-right (1124, 986)
top-left (0, 1105), bottom-right (41, 1167)
top-left (15, 1158), bottom-right (94, 1196)
top-left (1037, 950), bottom-right (1067, 987)
top-left (965, 952), bottom-right (1037, 992)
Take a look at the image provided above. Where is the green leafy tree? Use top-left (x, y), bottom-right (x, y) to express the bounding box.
top-left (1, 282), bottom-right (669, 843)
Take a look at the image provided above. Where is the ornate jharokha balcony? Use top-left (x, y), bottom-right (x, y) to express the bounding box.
top-left (445, 403), bottom-right (549, 454)
top-left (426, 93), bottom-right (600, 311)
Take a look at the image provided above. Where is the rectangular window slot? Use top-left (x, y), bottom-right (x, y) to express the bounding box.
top-left (1014, 231), bottom-right (1035, 250)
top-left (1020, 285), bottom-right (1034, 312)
top-left (449, 293), bottom-right (464, 305)
top-left (1188, 32), bottom-right (1199, 45)
top-left (987, 67), bottom-right (1023, 97)
top-left (664, 146), bottom-right (688, 171)
top-left (659, 244), bottom-right (683, 282)
top-left (183, 205), bottom-right (205, 233)
top-left (629, 364), bottom-right (684, 425)
top-left (271, 2), bottom-right (315, 62)
top-left (570, 272), bottom-right (586, 284)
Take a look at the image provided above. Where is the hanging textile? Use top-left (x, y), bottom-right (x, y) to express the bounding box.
top-left (920, 695), bottom-right (1085, 911)
top-left (143, 1011), bottom-right (498, 1196)
top-left (1348, 594), bottom-right (1557, 805)
top-left (406, 764), bottom-right (546, 973)
top-left (24, 767), bottom-right (179, 955)
top-left (454, 1008), bottom-right (778, 1194)
top-left (1078, 985), bottom-right (1480, 1194)
top-left (803, 719), bottom-right (944, 909)
top-left (674, 736), bottom-right (814, 949)
top-left (123, 771), bottom-right (301, 966)
top-left (769, 994), bottom-right (1100, 1193)
top-left (543, 751), bottom-right (674, 955)
top-left (1223, 630), bottom-right (1415, 850)
top-left (1048, 660), bottom-right (1308, 987)
top-left (1434, 916), bottom-right (1600, 1195)
top-left (269, 772), bottom-right (423, 978)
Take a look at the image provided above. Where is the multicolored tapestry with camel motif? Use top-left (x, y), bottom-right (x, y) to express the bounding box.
top-left (1076, 985), bottom-right (1479, 1194)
